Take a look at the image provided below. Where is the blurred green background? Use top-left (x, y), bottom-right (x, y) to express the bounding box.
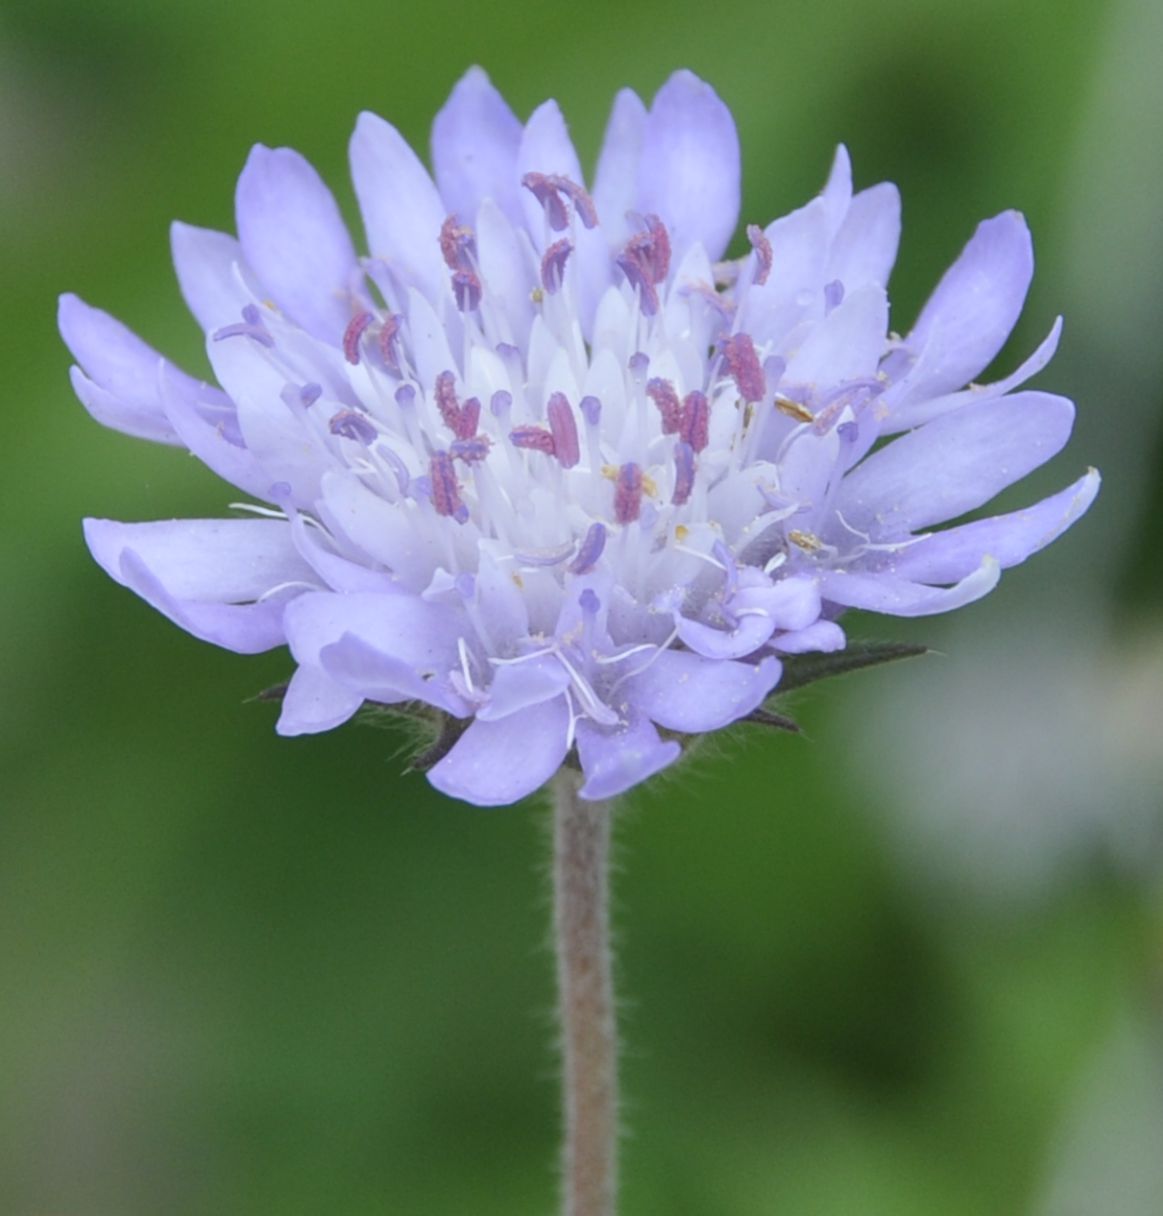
top-left (2, 0), bottom-right (1162, 1212)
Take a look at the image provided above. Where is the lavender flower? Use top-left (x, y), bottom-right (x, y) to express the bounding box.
top-left (61, 69), bottom-right (1098, 807)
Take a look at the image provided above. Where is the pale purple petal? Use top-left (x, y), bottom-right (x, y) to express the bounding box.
top-left (673, 610), bottom-right (775, 660)
top-left (783, 283), bottom-right (888, 386)
top-left (428, 697), bottom-right (571, 807)
top-left (158, 364), bottom-right (270, 500)
top-left (276, 664), bottom-right (363, 736)
top-left (772, 620), bottom-right (846, 654)
top-left (819, 145), bottom-right (853, 238)
top-left (67, 365), bottom-right (179, 446)
top-left (350, 111), bottom-right (448, 301)
top-left (900, 211), bottom-right (1034, 400)
top-left (476, 655), bottom-right (571, 721)
top-left (84, 517), bottom-right (316, 600)
top-left (576, 712), bottom-right (682, 801)
top-left (58, 293), bottom-right (209, 445)
top-left (84, 518), bottom-right (309, 653)
top-left (283, 589), bottom-right (466, 683)
top-left (827, 182), bottom-right (901, 290)
top-left (819, 557), bottom-right (1001, 617)
top-left (636, 70), bottom-right (740, 263)
top-left (888, 469), bottom-right (1100, 584)
top-left (624, 651), bottom-right (781, 732)
top-left (431, 66), bottom-right (524, 226)
top-left (319, 632), bottom-right (465, 715)
top-left (235, 145), bottom-right (360, 343)
top-left (887, 316), bottom-right (1063, 432)
top-left (170, 221), bottom-right (249, 332)
top-left (592, 87), bottom-right (647, 251)
top-left (834, 391), bottom-right (1076, 534)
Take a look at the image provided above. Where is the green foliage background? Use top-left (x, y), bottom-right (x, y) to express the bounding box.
top-left (2, 0), bottom-right (1161, 1211)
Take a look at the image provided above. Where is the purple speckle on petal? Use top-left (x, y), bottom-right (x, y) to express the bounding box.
top-left (455, 571), bottom-right (476, 600)
top-left (579, 588), bottom-right (600, 616)
top-left (824, 279), bottom-right (845, 313)
top-left (395, 384), bottom-right (416, 409)
top-left (628, 352), bottom-right (650, 382)
top-left (614, 462), bottom-right (643, 524)
top-left (547, 392), bottom-right (580, 469)
top-left (490, 389), bottom-right (512, 418)
top-left (569, 522), bottom-right (607, 574)
top-left (579, 395), bottom-right (601, 427)
top-left (299, 382), bottom-right (322, 407)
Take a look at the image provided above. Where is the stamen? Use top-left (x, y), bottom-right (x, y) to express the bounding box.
top-left (569, 522), bottom-right (607, 574)
top-left (671, 441), bottom-right (695, 506)
top-left (680, 390), bottom-right (709, 452)
top-left (614, 462), bottom-right (644, 524)
top-left (377, 314), bottom-right (402, 374)
top-left (747, 224), bottom-right (773, 286)
top-left (213, 303), bottom-right (274, 348)
top-left (450, 435), bottom-right (491, 464)
top-left (522, 171), bottom-right (600, 232)
top-left (723, 333), bottom-right (766, 403)
top-left (788, 529), bottom-right (823, 552)
top-left (774, 393), bottom-right (814, 423)
top-left (439, 215), bottom-right (476, 271)
top-left (556, 177), bottom-right (599, 229)
top-left (646, 378), bottom-right (682, 434)
top-left (616, 250), bottom-right (660, 316)
top-left (510, 425), bottom-right (556, 456)
top-left (329, 408), bottom-right (378, 444)
top-left (435, 370), bottom-right (462, 433)
top-left (540, 239), bottom-right (573, 294)
top-left (458, 396), bottom-right (481, 440)
top-left (547, 392), bottom-right (580, 469)
top-left (342, 310), bottom-right (375, 364)
top-left (521, 172), bottom-right (568, 231)
top-left (452, 268), bottom-right (482, 312)
top-left (429, 451), bottom-right (469, 523)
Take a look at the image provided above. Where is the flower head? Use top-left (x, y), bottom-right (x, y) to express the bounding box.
top-left (62, 68), bottom-right (1098, 806)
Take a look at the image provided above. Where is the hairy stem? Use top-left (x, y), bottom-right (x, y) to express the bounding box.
top-left (553, 768), bottom-right (618, 1216)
